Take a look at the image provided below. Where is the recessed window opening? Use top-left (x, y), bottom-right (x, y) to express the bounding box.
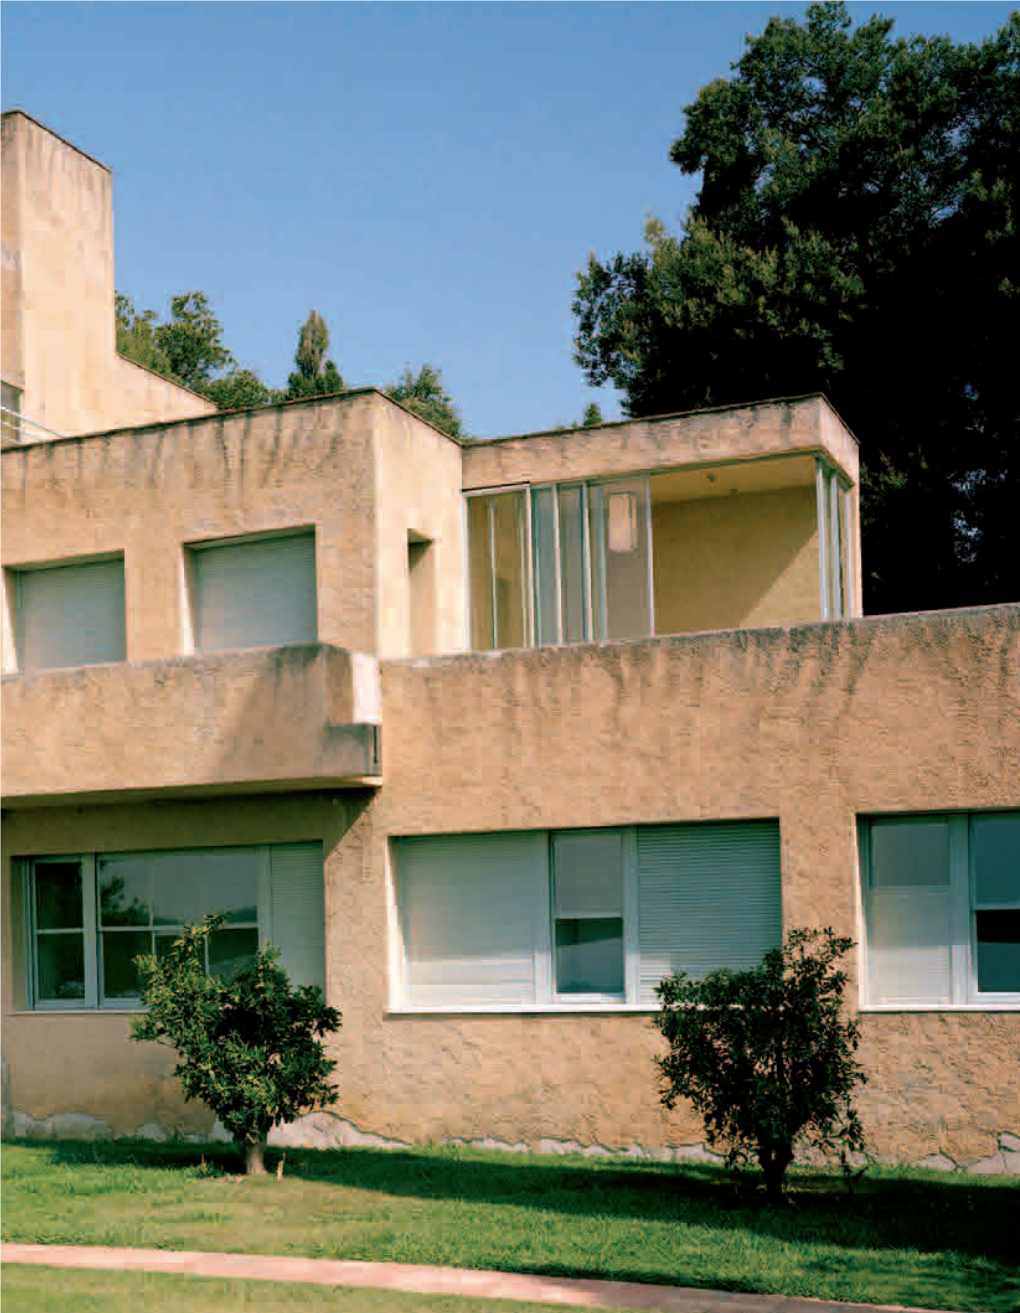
top-left (189, 529), bottom-right (317, 653)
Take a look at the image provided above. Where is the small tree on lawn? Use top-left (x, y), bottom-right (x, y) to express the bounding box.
top-left (131, 914), bottom-right (341, 1176)
top-left (654, 927), bottom-right (866, 1203)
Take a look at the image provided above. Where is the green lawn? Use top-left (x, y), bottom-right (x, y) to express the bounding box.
top-left (0, 1266), bottom-right (596, 1313)
top-left (2, 1140), bottom-right (1018, 1312)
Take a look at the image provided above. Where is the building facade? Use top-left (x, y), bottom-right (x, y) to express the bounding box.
top-left (1, 117), bottom-right (1017, 1173)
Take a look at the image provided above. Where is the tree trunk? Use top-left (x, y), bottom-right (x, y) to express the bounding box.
top-left (759, 1142), bottom-right (793, 1205)
top-left (245, 1137), bottom-right (267, 1176)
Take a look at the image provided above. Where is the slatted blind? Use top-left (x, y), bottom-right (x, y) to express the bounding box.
top-left (398, 833), bottom-right (544, 1007)
top-left (193, 533), bottom-right (317, 652)
top-left (637, 821), bottom-right (782, 1003)
top-left (864, 817), bottom-right (952, 1005)
top-left (866, 887), bottom-right (951, 1005)
top-left (18, 558), bottom-right (126, 671)
top-left (268, 843), bottom-right (326, 990)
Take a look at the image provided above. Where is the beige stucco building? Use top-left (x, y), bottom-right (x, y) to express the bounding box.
top-left (2, 116), bottom-right (1017, 1173)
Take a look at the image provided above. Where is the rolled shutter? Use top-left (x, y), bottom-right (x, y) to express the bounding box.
top-left (194, 533), bottom-right (317, 652)
top-left (398, 832), bottom-right (544, 1007)
top-left (637, 821), bottom-right (782, 1004)
top-left (19, 558), bottom-right (126, 671)
top-left (268, 843), bottom-right (325, 990)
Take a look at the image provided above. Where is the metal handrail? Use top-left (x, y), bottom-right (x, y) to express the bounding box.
top-left (0, 406), bottom-right (65, 444)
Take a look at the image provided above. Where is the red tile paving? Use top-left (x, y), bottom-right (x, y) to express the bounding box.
top-left (0, 1242), bottom-right (960, 1313)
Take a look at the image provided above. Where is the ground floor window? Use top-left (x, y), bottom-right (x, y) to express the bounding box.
top-left (860, 811), bottom-right (1020, 1007)
top-left (394, 821), bottom-right (782, 1010)
top-left (22, 843), bottom-right (324, 1009)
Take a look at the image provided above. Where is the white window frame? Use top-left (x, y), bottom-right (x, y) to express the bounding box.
top-left (815, 457), bottom-right (852, 621)
top-left (393, 824), bottom-right (777, 1014)
top-left (859, 811), bottom-right (1020, 1011)
top-left (21, 845), bottom-right (301, 1012)
top-left (465, 475), bottom-right (656, 651)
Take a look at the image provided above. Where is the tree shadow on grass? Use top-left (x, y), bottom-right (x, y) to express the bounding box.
top-left (19, 1138), bottom-right (1020, 1272)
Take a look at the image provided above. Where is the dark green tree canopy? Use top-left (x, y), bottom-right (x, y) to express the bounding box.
top-left (655, 927), bottom-right (867, 1203)
top-left (284, 309), bottom-right (346, 400)
top-left (385, 363), bottom-right (464, 439)
top-left (131, 915), bottom-right (341, 1177)
top-left (573, 2), bottom-right (1019, 614)
top-left (116, 292), bottom-right (276, 410)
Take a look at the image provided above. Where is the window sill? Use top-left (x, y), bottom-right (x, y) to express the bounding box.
top-left (387, 1003), bottom-right (659, 1016)
top-left (859, 1003), bottom-right (1020, 1013)
top-left (7, 1008), bottom-right (144, 1016)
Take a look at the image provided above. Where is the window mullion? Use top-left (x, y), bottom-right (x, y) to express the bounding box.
top-left (551, 486), bottom-right (563, 646)
top-left (643, 477), bottom-right (655, 637)
top-left (82, 854), bottom-right (98, 1009)
top-left (815, 459), bottom-right (830, 620)
top-left (256, 847), bottom-right (272, 949)
top-left (533, 833), bottom-right (553, 1005)
top-left (948, 815), bottom-right (971, 1005)
top-left (623, 828), bottom-right (639, 1004)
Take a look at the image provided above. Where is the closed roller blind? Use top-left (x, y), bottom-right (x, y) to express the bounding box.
top-left (269, 843), bottom-right (326, 990)
top-left (19, 558), bottom-right (126, 671)
top-left (194, 533), bottom-right (317, 652)
top-left (637, 821), bottom-right (782, 1003)
top-left (398, 832), bottom-right (543, 1006)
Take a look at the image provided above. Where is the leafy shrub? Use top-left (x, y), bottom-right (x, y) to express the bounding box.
top-left (131, 914), bottom-right (341, 1175)
top-left (654, 927), bottom-right (866, 1202)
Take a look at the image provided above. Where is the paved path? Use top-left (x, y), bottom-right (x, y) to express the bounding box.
top-left (0, 1242), bottom-right (958, 1313)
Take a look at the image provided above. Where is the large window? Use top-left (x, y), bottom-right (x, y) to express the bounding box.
top-left (395, 821), bottom-right (782, 1010)
top-left (860, 812), bottom-right (1020, 1007)
top-left (14, 556), bottom-right (127, 671)
top-left (815, 459), bottom-right (852, 619)
top-left (468, 478), bottom-right (653, 651)
top-left (22, 843), bottom-right (325, 1009)
top-left (189, 531), bottom-right (317, 653)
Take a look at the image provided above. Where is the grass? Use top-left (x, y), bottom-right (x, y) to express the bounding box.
top-left (2, 1139), bottom-right (1018, 1312)
top-left (0, 1266), bottom-right (597, 1313)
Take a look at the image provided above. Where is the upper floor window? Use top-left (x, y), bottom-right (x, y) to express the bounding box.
top-left (189, 530), bottom-right (317, 654)
top-left (860, 811), bottom-right (1020, 1008)
top-left (467, 478), bottom-right (652, 651)
top-left (13, 556), bottom-right (126, 672)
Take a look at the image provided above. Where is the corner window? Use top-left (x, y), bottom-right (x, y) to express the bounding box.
top-left (861, 812), bottom-right (1020, 1007)
top-left (188, 530), bottom-right (317, 653)
top-left (22, 844), bottom-right (325, 1009)
top-left (815, 458), bottom-right (852, 619)
top-left (467, 478), bottom-right (653, 651)
top-left (395, 821), bottom-right (781, 1010)
top-left (14, 556), bottom-right (127, 672)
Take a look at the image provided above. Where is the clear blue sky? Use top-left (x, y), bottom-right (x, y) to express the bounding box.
top-left (3, 2), bottom-right (1015, 437)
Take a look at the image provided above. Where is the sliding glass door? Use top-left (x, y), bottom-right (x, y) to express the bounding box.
top-left (468, 478), bottom-right (653, 650)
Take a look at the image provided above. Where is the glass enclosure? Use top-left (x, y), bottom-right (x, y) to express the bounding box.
top-left (816, 458), bottom-right (853, 619)
top-left (468, 478), bottom-right (653, 650)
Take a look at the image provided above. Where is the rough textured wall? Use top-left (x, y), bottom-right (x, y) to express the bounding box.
top-left (1, 115), bottom-right (25, 392)
top-left (1, 793), bottom-right (359, 1134)
top-left (3, 608), bottom-right (1017, 1169)
top-left (2, 644), bottom-right (378, 804)
top-left (0, 111), bottom-right (212, 435)
top-left (461, 396), bottom-right (858, 491)
top-left (109, 354), bottom-right (215, 431)
top-left (370, 607), bottom-right (1019, 1166)
top-left (0, 395), bottom-right (378, 668)
top-left (373, 401), bottom-right (465, 658)
top-left (652, 486), bottom-right (818, 633)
